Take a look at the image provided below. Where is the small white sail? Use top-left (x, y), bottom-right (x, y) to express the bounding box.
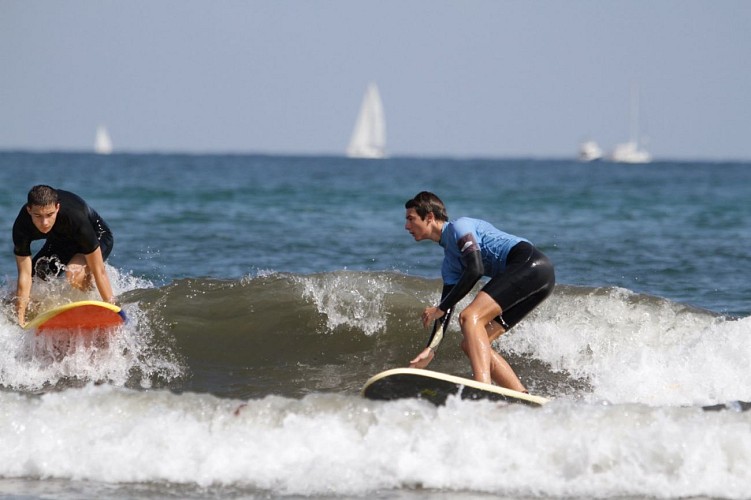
top-left (347, 83), bottom-right (386, 159)
top-left (95, 125), bottom-right (113, 155)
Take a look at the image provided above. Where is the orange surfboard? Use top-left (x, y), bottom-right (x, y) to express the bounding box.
top-left (24, 300), bottom-right (126, 334)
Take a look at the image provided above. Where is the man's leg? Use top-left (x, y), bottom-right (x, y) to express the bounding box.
top-left (65, 253), bottom-right (93, 291)
top-left (485, 319), bottom-right (526, 392)
top-left (459, 291), bottom-right (525, 391)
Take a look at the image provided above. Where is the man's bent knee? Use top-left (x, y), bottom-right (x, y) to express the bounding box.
top-left (458, 306), bottom-right (494, 330)
top-left (66, 264), bottom-right (90, 290)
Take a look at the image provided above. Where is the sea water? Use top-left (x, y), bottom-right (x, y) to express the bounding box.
top-left (0, 153), bottom-right (749, 499)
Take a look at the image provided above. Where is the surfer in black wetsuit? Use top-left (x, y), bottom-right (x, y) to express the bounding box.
top-left (12, 185), bottom-right (116, 326)
top-left (404, 191), bottom-right (555, 392)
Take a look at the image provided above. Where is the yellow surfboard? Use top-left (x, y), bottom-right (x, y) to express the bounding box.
top-left (362, 367), bottom-right (549, 407)
top-left (24, 300), bottom-right (126, 334)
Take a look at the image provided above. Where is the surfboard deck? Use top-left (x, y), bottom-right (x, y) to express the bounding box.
top-left (24, 300), bottom-right (126, 334)
top-left (362, 368), bottom-right (549, 407)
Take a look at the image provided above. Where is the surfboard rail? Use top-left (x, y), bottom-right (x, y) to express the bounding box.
top-left (362, 367), bottom-right (550, 406)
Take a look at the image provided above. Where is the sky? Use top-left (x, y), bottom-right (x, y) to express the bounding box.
top-left (1, 1), bottom-right (750, 161)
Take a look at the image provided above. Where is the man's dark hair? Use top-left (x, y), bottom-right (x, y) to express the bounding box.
top-left (405, 191), bottom-right (448, 222)
top-left (27, 185), bottom-right (59, 208)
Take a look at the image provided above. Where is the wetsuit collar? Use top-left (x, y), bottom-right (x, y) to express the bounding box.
top-left (438, 222), bottom-right (448, 248)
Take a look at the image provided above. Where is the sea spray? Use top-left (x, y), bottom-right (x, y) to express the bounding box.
top-left (297, 271), bottom-right (394, 336)
top-left (0, 267), bottom-right (184, 392)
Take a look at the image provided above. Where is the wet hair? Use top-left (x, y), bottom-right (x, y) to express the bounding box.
top-left (27, 185), bottom-right (59, 208)
top-left (405, 191), bottom-right (448, 222)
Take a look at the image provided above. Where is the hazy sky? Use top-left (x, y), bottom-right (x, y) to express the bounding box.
top-left (1, 1), bottom-right (749, 160)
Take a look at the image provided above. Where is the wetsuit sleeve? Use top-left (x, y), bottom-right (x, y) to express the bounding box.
top-left (437, 246), bottom-right (483, 313)
top-left (12, 209), bottom-right (35, 257)
top-left (425, 284), bottom-right (455, 351)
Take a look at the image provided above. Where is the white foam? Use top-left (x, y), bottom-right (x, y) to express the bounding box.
top-left (506, 287), bottom-right (751, 405)
top-left (0, 266), bottom-right (184, 391)
top-left (1, 386), bottom-right (749, 498)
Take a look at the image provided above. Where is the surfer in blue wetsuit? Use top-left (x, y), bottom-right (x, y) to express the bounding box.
top-left (12, 185), bottom-right (116, 326)
top-left (404, 191), bottom-right (555, 392)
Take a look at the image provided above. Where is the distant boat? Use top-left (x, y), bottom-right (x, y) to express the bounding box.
top-left (347, 83), bottom-right (386, 159)
top-left (611, 141), bottom-right (651, 164)
top-left (611, 85), bottom-right (651, 163)
top-left (95, 125), bottom-right (113, 155)
top-left (579, 140), bottom-right (603, 162)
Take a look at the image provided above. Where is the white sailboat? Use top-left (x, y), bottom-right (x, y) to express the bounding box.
top-left (95, 125), bottom-right (113, 155)
top-left (611, 141), bottom-right (651, 164)
top-left (579, 140), bottom-right (603, 162)
top-left (611, 85), bottom-right (651, 163)
top-left (347, 83), bottom-right (386, 159)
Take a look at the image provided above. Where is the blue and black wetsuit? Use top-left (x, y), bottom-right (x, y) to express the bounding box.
top-left (426, 217), bottom-right (555, 349)
top-left (13, 190), bottom-right (113, 279)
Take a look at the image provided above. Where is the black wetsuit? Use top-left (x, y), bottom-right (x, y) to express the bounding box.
top-left (12, 190), bottom-right (113, 279)
top-left (425, 217), bottom-right (555, 350)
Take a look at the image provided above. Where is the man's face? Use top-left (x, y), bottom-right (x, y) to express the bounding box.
top-left (405, 208), bottom-right (432, 241)
top-left (27, 203), bottom-right (59, 234)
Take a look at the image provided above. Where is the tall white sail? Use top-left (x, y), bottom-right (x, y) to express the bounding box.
top-left (95, 125), bottom-right (113, 155)
top-left (347, 83), bottom-right (386, 159)
top-left (611, 85), bottom-right (651, 163)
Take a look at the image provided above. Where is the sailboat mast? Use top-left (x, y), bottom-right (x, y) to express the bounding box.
top-left (630, 83), bottom-right (640, 144)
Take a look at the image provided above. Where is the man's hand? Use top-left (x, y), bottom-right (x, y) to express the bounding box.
top-left (421, 306), bottom-right (445, 329)
top-left (409, 347), bottom-right (435, 369)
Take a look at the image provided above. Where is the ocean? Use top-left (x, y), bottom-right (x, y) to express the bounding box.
top-left (0, 152), bottom-right (749, 499)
